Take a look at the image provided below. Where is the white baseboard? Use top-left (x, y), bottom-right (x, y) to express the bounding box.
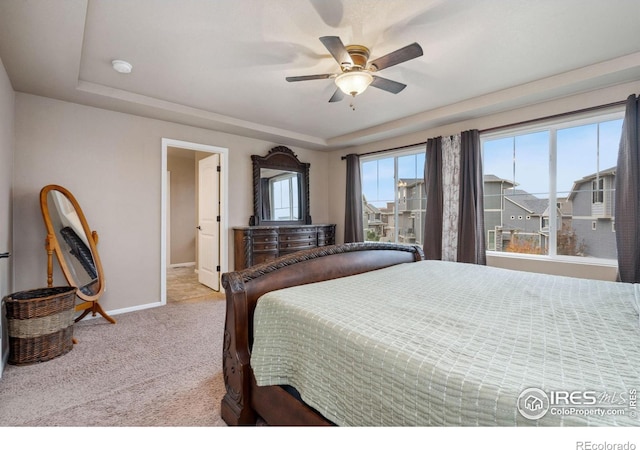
top-left (76, 300), bottom-right (165, 323)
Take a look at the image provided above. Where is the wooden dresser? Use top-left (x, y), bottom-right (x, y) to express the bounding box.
top-left (233, 224), bottom-right (336, 270)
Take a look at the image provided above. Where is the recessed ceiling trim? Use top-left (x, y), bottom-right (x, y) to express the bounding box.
top-left (327, 51), bottom-right (640, 148)
top-left (75, 80), bottom-right (329, 148)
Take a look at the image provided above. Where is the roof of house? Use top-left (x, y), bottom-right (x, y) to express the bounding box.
top-left (505, 189), bottom-right (549, 215)
top-left (398, 178), bottom-right (423, 188)
top-left (484, 174), bottom-right (517, 186)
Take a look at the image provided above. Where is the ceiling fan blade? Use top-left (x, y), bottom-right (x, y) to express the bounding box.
top-left (286, 74), bottom-right (334, 82)
top-left (370, 75), bottom-right (407, 94)
top-left (369, 42), bottom-right (423, 71)
top-left (328, 88), bottom-right (345, 103)
top-left (319, 36), bottom-right (354, 67)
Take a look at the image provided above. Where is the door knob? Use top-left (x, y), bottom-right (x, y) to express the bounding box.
top-left (196, 226), bottom-right (201, 230)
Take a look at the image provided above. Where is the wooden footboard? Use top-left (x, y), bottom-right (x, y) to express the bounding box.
top-left (220, 242), bottom-right (425, 426)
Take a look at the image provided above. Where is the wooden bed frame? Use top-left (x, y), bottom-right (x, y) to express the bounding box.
top-left (220, 242), bottom-right (425, 426)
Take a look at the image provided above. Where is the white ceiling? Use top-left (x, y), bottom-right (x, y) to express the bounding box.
top-left (1, 0), bottom-right (639, 151)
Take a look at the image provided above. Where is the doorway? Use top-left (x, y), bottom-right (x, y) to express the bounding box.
top-left (161, 138), bottom-right (229, 305)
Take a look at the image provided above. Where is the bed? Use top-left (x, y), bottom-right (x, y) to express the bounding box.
top-left (220, 242), bottom-right (640, 426)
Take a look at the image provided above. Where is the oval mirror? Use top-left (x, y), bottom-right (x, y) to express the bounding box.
top-left (39, 184), bottom-right (115, 324)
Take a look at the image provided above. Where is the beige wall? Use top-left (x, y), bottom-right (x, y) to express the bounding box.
top-left (167, 147), bottom-right (197, 265)
top-left (12, 93), bottom-right (331, 314)
top-left (0, 57), bottom-right (14, 295)
top-left (328, 80), bottom-right (640, 280)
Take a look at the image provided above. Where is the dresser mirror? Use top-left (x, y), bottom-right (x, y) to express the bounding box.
top-left (40, 184), bottom-right (115, 324)
top-left (250, 146), bottom-right (311, 225)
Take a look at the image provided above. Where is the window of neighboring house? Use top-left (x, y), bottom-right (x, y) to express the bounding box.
top-left (487, 229), bottom-right (496, 251)
top-left (482, 110), bottom-right (623, 262)
top-left (361, 147), bottom-right (426, 245)
top-left (591, 178), bottom-right (604, 204)
top-left (541, 217), bottom-right (549, 229)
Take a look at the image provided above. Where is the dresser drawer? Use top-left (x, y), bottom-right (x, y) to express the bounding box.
top-left (317, 226), bottom-right (336, 246)
top-left (278, 230), bottom-right (318, 253)
top-left (317, 237), bottom-right (334, 246)
top-left (278, 230), bottom-right (317, 241)
top-left (252, 232), bottom-right (278, 242)
top-left (279, 240), bottom-right (316, 252)
top-left (252, 242), bottom-right (278, 251)
top-left (253, 252), bottom-right (279, 265)
top-left (279, 232), bottom-right (315, 242)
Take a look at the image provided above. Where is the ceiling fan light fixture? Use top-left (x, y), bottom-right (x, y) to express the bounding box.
top-left (335, 71), bottom-right (373, 97)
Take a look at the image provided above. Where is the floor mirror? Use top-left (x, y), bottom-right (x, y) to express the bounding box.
top-left (39, 184), bottom-right (115, 324)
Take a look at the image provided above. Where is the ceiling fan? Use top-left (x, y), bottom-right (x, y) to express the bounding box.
top-left (286, 36), bottom-right (423, 104)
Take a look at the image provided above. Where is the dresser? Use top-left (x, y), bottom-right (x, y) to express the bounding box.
top-left (233, 224), bottom-right (336, 270)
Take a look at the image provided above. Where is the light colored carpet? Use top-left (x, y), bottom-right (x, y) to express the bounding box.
top-left (0, 271), bottom-right (228, 427)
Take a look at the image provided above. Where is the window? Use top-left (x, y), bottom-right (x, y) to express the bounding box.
top-left (361, 148), bottom-right (425, 244)
top-left (482, 111), bottom-right (623, 261)
top-left (591, 178), bottom-right (604, 204)
top-left (487, 229), bottom-right (496, 251)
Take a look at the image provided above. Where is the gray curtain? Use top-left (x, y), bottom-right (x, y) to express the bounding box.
top-left (615, 94), bottom-right (640, 283)
top-left (458, 130), bottom-right (486, 264)
top-left (422, 130), bottom-right (485, 264)
top-left (344, 153), bottom-right (364, 243)
top-left (423, 138), bottom-right (443, 259)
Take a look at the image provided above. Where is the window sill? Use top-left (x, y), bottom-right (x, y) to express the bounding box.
top-left (486, 251), bottom-right (618, 281)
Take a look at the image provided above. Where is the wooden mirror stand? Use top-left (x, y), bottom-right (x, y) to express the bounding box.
top-left (40, 184), bottom-right (115, 324)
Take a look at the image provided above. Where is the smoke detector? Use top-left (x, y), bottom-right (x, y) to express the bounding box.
top-left (111, 60), bottom-right (132, 74)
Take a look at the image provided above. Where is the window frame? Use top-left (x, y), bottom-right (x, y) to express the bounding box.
top-left (480, 107), bottom-right (624, 267)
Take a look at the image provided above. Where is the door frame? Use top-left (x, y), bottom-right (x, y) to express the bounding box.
top-left (161, 138), bottom-right (229, 304)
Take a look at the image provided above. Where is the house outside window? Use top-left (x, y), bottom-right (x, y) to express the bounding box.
top-left (361, 148), bottom-right (425, 245)
top-left (482, 110), bottom-right (623, 261)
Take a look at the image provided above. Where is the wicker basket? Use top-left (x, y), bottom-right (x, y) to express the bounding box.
top-left (4, 286), bottom-right (77, 365)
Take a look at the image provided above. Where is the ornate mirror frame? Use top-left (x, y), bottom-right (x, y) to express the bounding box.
top-left (250, 146), bottom-right (311, 226)
top-left (39, 184), bottom-right (115, 324)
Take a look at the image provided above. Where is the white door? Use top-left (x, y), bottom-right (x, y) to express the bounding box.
top-left (198, 154), bottom-right (220, 291)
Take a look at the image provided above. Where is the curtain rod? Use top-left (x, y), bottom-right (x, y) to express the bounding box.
top-left (479, 99), bottom-right (626, 134)
top-left (341, 98), bottom-right (627, 160)
top-left (341, 142), bottom-right (426, 160)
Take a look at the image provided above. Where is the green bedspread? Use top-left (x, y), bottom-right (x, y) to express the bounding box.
top-left (251, 260), bottom-right (640, 426)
